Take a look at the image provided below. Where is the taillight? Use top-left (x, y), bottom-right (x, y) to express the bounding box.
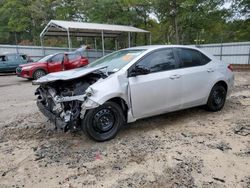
top-left (227, 64), bottom-right (233, 72)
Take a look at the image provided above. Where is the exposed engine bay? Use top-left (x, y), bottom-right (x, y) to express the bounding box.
top-left (35, 72), bottom-right (106, 131)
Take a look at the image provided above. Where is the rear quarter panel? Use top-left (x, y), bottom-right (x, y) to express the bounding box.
top-left (205, 61), bottom-right (234, 101)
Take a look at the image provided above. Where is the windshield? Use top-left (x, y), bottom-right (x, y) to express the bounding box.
top-left (37, 54), bottom-right (54, 63)
top-left (88, 49), bottom-right (145, 73)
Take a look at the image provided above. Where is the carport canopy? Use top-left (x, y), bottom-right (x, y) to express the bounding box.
top-left (40, 20), bottom-right (151, 55)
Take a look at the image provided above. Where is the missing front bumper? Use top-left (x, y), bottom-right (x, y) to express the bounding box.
top-left (37, 101), bottom-right (68, 131)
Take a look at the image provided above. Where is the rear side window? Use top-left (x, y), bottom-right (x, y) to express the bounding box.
top-left (20, 55), bottom-right (27, 60)
top-left (177, 48), bottom-right (210, 68)
top-left (68, 53), bottom-right (80, 61)
top-left (136, 48), bottom-right (176, 73)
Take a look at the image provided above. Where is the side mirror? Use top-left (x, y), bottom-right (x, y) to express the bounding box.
top-left (129, 65), bottom-right (150, 77)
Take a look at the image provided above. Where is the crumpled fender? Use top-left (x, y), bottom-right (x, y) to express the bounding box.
top-left (80, 72), bottom-right (130, 118)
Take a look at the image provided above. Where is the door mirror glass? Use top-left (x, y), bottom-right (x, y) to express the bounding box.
top-left (130, 65), bottom-right (150, 77)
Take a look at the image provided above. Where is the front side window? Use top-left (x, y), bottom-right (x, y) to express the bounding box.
top-left (51, 54), bottom-right (64, 63)
top-left (136, 48), bottom-right (176, 73)
top-left (7, 55), bottom-right (17, 61)
top-left (177, 48), bottom-right (210, 68)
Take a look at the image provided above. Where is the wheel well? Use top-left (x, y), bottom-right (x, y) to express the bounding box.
top-left (215, 81), bottom-right (228, 91)
top-left (108, 97), bottom-right (128, 121)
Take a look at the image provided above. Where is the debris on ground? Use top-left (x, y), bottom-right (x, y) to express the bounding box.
top-left (234, 122), bottom-right (250, 136)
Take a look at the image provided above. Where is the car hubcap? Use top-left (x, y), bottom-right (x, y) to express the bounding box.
top-left (93, 108), bottom-right (115, 133)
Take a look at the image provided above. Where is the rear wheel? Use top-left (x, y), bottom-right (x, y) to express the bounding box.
top-left (33, 69), bottom-right (46, 80)
top-left (206, 84), bottom-right (227, 111)
top-left (81, 101), bottom-right (125, 141)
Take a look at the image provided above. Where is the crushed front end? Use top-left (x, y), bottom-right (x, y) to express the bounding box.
top-left (34, 73), bottom-right (104, 131)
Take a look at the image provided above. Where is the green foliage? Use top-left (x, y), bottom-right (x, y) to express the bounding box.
top-left (0, 0), bottom-right (248, 46)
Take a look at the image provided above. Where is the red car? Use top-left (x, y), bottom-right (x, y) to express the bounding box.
top-left (16, 52), bottom-right (88, 80)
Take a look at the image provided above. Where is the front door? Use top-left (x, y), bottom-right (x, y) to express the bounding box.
top-left (6, 54), bottom-right (19, 71)
top-left (48, 53), bottom-right (64, 73)
top-left (128, 48), bottom-right (182, 119)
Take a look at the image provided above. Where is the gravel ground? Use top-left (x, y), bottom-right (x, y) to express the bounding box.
top-left (0, 72), bottom-right (249, 188)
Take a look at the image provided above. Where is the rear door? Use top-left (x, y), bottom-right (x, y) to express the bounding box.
top-left (128, 48), bottom-right (182, 119)
top-left (65, 53), bottom-right (81, 70)
top-left (47, 53), bottom-right (64, 72)
top-left (174, 48), bottom-right (214, 108)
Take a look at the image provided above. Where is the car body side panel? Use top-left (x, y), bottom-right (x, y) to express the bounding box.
top-left (204, 63), bottom-right (234, 102)
top-left (176, 62), bottom-right (217, 108)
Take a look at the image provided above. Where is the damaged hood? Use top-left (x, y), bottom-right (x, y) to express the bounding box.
top-left (33, 66), bottom-right (106, 85)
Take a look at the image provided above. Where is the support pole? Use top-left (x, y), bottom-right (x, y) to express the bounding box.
top-left (40, 36), bottom-right (45, 56)
top-left (94, 37), bottom-right (97, 60)
top-left (248, 46), bottom-right (250, 64)
top-left (115, 38), bottom-right (118, 51)
top-left (149, 33), bottom-right (152, 45)
top-left (128, 32), bottom-right (131, 47)
top-left (94, 37), bottom-right (97, 51)
top-left (67, 29), bottom-right (71, 51)
top-left (220, 40), bottom-right (223, 60)
top-left (101, 30), bottom-right (105, 56)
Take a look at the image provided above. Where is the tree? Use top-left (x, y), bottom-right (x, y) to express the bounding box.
top-left (0, 0), bottom-right (32, 44)
top-left (0, 0), bottom-right (248, 46)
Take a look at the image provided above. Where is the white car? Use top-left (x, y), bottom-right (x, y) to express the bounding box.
top-left (34, 45), bottom-right (234, 141)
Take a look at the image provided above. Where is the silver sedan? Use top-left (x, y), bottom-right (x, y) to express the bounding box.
top-left (34, 45), bottom-right (234, 141)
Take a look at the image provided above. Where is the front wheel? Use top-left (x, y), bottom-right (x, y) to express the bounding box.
top-left (33, 69), bottom-right (46, 80)
top-left (81, 101), bottom-right (125, 141)
top-left (205, 84), bottom-right (227, 111)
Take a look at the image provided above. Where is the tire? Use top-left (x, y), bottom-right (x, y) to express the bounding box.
top-left (81, 101), bottom-right (125, 141)
top-left (206, 84), bottom-right (227, 112)
top-left (33, 69), bottom-right (46, 80)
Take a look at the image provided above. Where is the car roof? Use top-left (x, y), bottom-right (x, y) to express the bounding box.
top-left (125, 45), bottom-right (199, 51)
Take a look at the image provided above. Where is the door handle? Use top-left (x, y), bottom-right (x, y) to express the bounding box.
top-left (207, 68), bottom-right (214, 73)
top-left (170, 74), bottom-right (181, 79)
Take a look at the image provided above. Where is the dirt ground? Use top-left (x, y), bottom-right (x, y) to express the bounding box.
top-left (0, 72), bottom-right (249, 188)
